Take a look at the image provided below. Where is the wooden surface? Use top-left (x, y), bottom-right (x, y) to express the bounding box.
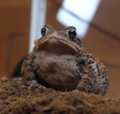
top-left (0, 0), bottom-right (30, 77)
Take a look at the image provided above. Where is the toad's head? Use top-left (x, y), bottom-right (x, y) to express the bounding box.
top-left (34, 24), bottom-right (83, 55)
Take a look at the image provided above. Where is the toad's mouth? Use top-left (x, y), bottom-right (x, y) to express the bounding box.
top-left (37, 38), bottom-right (79, 55)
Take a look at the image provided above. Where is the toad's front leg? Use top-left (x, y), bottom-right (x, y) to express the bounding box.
top-left (76, 52), bottom-right (109, 95)
top-left (75, 71), bottom-right (96, 93)
top-left (21, 53), bottom-right (45, 89)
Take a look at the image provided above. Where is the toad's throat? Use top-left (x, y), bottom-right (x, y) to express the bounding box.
top-left (37, 38), bottom-right (79, 55)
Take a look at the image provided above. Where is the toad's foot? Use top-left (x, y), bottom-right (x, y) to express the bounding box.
top-left (12, 77), bottom-right (24, 84)
top-left (28, 80), bottom-right (45, 89)
top-left (75, 87), bottom-right (88, 93)
top-left (24, 77), bottom-right (46, 89)
top-left (12, 77), bottom-right (46, 89)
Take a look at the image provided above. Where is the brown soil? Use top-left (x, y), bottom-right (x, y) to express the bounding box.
top-left (0, 80), bottom-right (120, 114)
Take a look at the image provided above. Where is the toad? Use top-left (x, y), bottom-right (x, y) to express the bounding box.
top-left (21, 25), bottom-right (109, 95)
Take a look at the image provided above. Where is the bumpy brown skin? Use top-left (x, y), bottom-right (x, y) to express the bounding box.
top-left (21, 25), bottom-right (109, 95)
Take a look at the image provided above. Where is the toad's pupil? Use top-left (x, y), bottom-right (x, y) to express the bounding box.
top-left (71, 31), bottom-right (76, 36)
top-left (69, 30), bottom-right (76, 37)
top-left (41, 28), bottom-right (46, 36)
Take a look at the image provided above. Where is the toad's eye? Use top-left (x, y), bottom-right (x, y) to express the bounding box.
top-left (41, 27), bottom-right (46, 36)
top-left (68, 29), bottom-right (77, 40)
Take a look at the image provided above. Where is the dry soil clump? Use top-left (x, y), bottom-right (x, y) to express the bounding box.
top-left (0, 80), bottom-right (120, 114)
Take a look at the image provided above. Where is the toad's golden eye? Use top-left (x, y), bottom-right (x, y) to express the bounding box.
top-left (68, 29), bottom-right (77, 40)
top-left (41, 27), bottom-right (46, 37)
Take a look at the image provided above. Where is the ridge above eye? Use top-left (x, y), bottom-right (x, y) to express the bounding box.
top-left (41, 25), bottom-right (55, 37)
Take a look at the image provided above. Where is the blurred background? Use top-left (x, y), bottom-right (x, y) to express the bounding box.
top-left (0, 0), bottom-right (120, 98)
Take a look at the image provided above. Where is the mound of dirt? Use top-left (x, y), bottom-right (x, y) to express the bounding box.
top-left (0, 80), bottom-right (120, 114)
